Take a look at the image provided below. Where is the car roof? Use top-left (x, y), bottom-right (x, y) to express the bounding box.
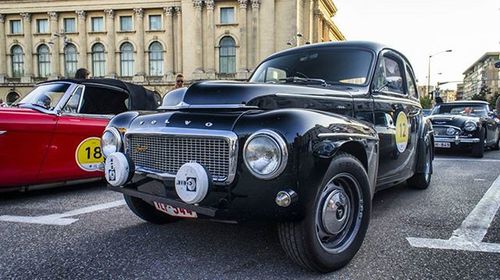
top-left (264, 41), bottom-right (387, 61)
top-left (37, 78), bottom-right (159, 110)
top-left (439, 100), bottom-right (489, 105)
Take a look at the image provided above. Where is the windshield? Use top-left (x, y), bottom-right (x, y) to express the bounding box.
top-left (250, 48), bottom-right (373, 86)
top-left (14, 83), bottom-right (70, 110)
top-left (432, 104), bottom-right (488, 117)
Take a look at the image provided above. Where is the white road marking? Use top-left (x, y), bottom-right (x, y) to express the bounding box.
top-left (407, 174), bottom-right (500, 253)
top-left (434, 158), bottom-right (500, 163)
top-left (0, 200), bottom-right (125, 226)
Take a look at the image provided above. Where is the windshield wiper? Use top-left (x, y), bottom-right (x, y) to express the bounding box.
top-left (278, 76), bottom-right (328, 87)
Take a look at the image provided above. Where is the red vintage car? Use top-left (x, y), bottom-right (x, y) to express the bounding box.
top-left (0, 79), bottom-right (159, 191)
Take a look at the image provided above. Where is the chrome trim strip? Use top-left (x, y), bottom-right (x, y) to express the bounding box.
top-left (159, 103), bottom-right (259, 110)
top-left (243, 129), bottom-right (288, 180)
top-left (0, 131), bottom-right (6, 135)
top-left (317, 133), bottom-right (378, 141)
top-left (125, 128), bottom-right (238, 185)
top-left (275, 93), bottom-right (353, 102)
top-left (434, 136), bottom-right (480, 143)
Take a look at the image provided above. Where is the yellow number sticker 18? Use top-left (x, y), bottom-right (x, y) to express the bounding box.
top-left (395, 112), bottom-right (409, 153)
top-left (75, 137), bottom-right (104, 172)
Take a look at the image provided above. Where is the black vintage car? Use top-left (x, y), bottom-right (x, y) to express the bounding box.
top-left (429, 100), bottom-right (500, 157)
top-left (101, 41), bottom-right (433, 272)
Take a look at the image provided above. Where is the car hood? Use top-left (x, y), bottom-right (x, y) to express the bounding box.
top-left (162, 80), bottom-right (353, 109)
top-left (428, 114), bottom-right (480, 126)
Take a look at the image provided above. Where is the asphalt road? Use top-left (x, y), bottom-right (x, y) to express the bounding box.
top-left (1, 149), bottom-right (499, 279)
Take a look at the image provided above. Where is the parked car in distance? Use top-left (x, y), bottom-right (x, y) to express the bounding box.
top-left (102, 41), bottom-right (433, 272)
top-left (428, 100), bottom-right (500, 157)
top-left (0, 79), bottom-right (160, 191)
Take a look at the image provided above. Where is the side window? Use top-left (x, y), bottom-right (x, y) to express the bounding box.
top-left (373, 56), bottom-right (404, 94)
top-left (405, 66), bottom-right (418, 99)
top-left (62, 87), bottom-right (83, 113)
top-left (265, 67), bottom-right (287, 83)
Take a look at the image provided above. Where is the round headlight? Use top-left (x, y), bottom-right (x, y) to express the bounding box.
top-left (101, 127), bottom-right (122, 158)
top-left (464, 121), bottom-right (477, 132)
top-left (244, 130), bottom-right (288, 180)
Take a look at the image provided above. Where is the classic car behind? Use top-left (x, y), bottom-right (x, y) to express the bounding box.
top-left (0, 79), bottom-right (159, 191)
top-left (429, 100), bottom-right (500, 157)
top-left (102, 41), bottom-right (433, 272)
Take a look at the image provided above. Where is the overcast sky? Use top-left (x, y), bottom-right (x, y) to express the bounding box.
top-left (334, 0), bottom-right (500, 90)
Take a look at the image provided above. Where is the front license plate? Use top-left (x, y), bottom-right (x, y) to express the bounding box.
top-left (434, 142), bottom-right (451, 148)
top-left (153, 201), bottom-right (197, 218)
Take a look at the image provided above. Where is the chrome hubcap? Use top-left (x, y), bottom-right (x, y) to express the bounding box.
top-left (321, 189), bottom-right (351, 235)
top-left (315, 173), bottom-right (363, 253)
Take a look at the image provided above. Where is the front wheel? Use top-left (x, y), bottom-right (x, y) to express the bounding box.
top-left (124, 194), bottom-right (179, 224)
top-left (471, 128), bottom-right (485, 158)
top-left (492, 131), bottom-right (500, 151)
top-left (278, 153), bottom-right (371, 272)
top-left (407, 142), bottom-right (432, 189)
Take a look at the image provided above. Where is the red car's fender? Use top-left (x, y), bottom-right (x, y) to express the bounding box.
top-left (0, 107), bottom-right (58, 186)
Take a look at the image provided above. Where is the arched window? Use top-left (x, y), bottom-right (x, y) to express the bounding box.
top-left (120, 42), bottom-right (134, 77)
top-left (11, 45), bottom-right (24, 78)
top-left (37, 44), bottom-right (50, 78)
top-left (91, 43), bottom-right (106, 77)
top-left (64, 44), bottom-right (78, 78)
top-left (219, 36), bottom-right (236, 74)
top-left (149, 42), bottom-right (163, 76)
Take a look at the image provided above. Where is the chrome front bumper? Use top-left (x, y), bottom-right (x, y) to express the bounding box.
top-left (434, 136), bottom-right (480, 144)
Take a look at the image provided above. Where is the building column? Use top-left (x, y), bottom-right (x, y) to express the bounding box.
top-left (0, 15), bottom-right (6, 83)
top-left (20, 13), bottom-right (33, 82)
top-left (205, 0), bottom-right (215, 79)
top-left (312, 1), bottom-right (321, 43)
top-left (192, 0), bottom-right (203, 78)
top-left (174, 6), bottom-right (182, 75)
top-left (237, 0), bottom-right (248, 79)
top-left (104, 9), bottom-right (116, 78)
top-left (133, 8), bottom-right (145, 82)
top-left (76, 10), bottom-right (87, 69)
top-left (250, 0), bottom-right (260, 70)
top-left (48, 12), bottom-right (60, 79)
top-left (163, 7), bottom-right (174, 81)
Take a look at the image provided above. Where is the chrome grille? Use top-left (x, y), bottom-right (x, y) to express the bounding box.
top-left (127, 133), bottom-right (232, 182)
top-left (433, 126), bottom-right (461, 136)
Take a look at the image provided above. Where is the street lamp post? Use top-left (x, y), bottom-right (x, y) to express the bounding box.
top-left (427, 49), bottom-right (452, 98)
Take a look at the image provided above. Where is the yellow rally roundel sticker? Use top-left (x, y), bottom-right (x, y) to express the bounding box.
top-left (395, 112), bottom-right (409, 153)
top-left (75, 137), bottom-right (104, 172)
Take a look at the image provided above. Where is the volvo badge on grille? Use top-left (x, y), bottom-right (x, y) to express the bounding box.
top-left (134, 145), bottom-right (148, 153)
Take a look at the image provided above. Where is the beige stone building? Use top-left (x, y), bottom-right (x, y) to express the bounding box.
top-left (0, 0), bottom-right (344, 104)
top-left (462, 52), bottom-right (500, 100)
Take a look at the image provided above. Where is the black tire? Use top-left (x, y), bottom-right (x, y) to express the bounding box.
top-left (278, 152), bottom-right (371, 273)
top-left (124, 194), bottom-right (179, 224)
top-left (407, 142), bottom-right (432, 189)
top-left (471, 128), bottom-right (485, 158)
top-left (492, 131), bottom-right (500, 151)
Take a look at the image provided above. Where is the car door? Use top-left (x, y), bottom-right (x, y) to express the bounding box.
top-left (37, 86), bottom-right (111, 182)
top-left (484, 107), bottom-right (498, 145)
top-left (371, 50), bottom-right (420, 187)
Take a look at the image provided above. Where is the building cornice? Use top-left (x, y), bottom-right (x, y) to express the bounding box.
top-left (463, 52), bottom-right (500, 75)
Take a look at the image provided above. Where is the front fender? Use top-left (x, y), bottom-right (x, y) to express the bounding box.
top-left (233, 108), bottom-right (379, 212)
top-left (415, 116), bottom-right (434, 173)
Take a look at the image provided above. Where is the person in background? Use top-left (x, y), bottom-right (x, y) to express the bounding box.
top-left (173, 74), bottom-right (184, 90)
top-left (74, 68), bottom-right (90, 79)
